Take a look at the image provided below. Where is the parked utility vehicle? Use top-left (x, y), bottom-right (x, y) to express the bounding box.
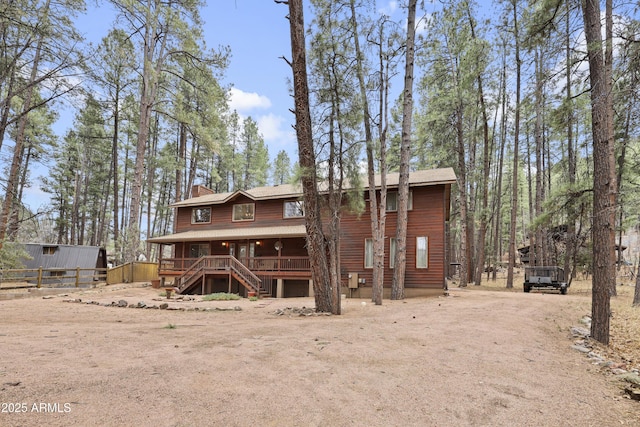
top-left (523, 266), bottom-right (568, 294)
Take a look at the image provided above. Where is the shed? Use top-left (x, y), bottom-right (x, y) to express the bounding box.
top-left (21, 244), bottom-right (107, 285)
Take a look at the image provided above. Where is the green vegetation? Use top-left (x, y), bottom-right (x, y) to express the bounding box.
top-left (202, 292), bottom-right (241, 301)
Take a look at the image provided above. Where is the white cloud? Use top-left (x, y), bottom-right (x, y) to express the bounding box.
top-left (379, 1), bottom-right (398, 16)
top-left (228, 87), bottom-right (272, 113)
top-left (257, 113), bottom-right (286, 141)
top-left (257, 113), bottom-right (297, 156)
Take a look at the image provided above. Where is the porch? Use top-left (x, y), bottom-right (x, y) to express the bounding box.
top-left (148, 227), bottom-right (313, 298)
top-left (159, 255), bottom-right (312, 298)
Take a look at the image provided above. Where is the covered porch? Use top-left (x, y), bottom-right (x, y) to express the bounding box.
top-left (148, 226), bottom-right (313, 298)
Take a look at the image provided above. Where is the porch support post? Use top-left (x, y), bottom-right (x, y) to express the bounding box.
top-left (308, 279), bottom-right (314, 297)
top-left (276, 278), bottom-right (283, 298)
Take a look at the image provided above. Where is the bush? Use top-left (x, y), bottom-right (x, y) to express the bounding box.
top-left (202, 292), bottom-right (241, 301)
top-left (0, 242), bottom-right (30, 270)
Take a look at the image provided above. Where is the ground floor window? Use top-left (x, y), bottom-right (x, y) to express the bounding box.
top-left (416, 236), bottom-right (428, 268)
top-left (364, 238), bottom-right (373, 268)
top-left (190, 243), bottom-right (209, 258)
top-left (390, 238), bottom-right (397, 268)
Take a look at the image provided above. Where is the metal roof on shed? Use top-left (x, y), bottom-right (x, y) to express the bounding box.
top-left (22, 244), bottom-right (107, 270)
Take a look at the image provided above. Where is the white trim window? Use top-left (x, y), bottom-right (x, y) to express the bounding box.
top-left (364, 238), bottom-right (374, 268)
top-left (232, 203), bottom-right (255, 221)
top-left (386, 191), bottom-right (413, 212)
top-left (389, 238), bottom-right (397, 269)
top-left (190, 243), bottom-right (209, 258)
top-left (191, 207), bottom-right (211, 224)
top-left (283, 200), bottom-right (305, 218)
top-left (416, 236), bottom-right (428, 269)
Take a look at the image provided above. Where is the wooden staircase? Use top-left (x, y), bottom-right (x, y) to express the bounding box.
top-left (175, 256), bottom-right (268, 296)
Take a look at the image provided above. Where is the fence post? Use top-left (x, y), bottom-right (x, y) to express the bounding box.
top-left (76, 267), bottom-right (80, 287)
top-left (37, 267), bottom-right (43, 288)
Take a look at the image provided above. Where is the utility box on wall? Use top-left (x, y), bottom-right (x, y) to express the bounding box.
top-left (348, 273), bottom-right (359, 289)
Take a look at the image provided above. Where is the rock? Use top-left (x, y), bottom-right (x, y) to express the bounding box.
top-left (570, 326), bottom-right (590, 338)
top-left (617, 372), bottom-right (640, 386)
top-left (611, 368), bottom-right (627, 375)
top-left (571, 344), bottom-right (591, 353)
top-left (159, 303), bottom-right (169, 309)
top-left (137, 302), bottom-right (146, 308)
top-left (117, 300), bottom-right (128, 307)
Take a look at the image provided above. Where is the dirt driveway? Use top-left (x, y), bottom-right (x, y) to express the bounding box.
top-left (0, 284), bottom-right (638, 426)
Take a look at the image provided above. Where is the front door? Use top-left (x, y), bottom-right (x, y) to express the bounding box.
top-left (238, 244), bottom-right (247, 263)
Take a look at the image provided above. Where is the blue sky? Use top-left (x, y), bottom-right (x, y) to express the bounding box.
top-left (68, 0), bottom-right (302, 161)
top-left (203, 1), bottom-right (298, 157)
top-left (33, 1), bottom-right (409, 211)
top-left (67, 1), bottom-right (411, 161)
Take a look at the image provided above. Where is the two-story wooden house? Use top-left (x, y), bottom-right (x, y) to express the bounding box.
top-left (148, 167), bottom-right (456, 298)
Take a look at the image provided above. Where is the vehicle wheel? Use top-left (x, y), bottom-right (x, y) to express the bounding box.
top-left (524, 284), bottom-right (531, 293)
top-left (560, 286), bottom-right (567, 295)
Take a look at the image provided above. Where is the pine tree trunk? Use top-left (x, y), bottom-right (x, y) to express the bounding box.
top-left (506, 0), bottom-right (521, 289)
top-left (391, 0), bottom-right (417, 300)
top-left (0, 27), bottom-right (45, 248)
top-left (582, 0), bottom-right (616, 345)
top-left (634, 260), bottom-right (640, 306)
top-left (564, 1), bottom-right (576, 283)
top-left (349, 0), bottom-right (385, 305)
top-left (534, 49), bottom-right (544, 267)
top-left (285, 0), bottom-right (335, 313)
top-left (469, 1), bottom-right (490, 285)
top-left (456, 109), bottom-right (468, 288)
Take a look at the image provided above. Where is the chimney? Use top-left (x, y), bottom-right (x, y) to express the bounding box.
top-left (192, 185), bottom-right (215, 198)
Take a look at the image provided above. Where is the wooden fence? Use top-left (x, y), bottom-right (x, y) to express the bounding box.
top-left (0, 267), bottom-right (108, 289)
top-left (0, 262), bottom-right (159, 290)
top-left (106, 262), bottom-right (158, 285)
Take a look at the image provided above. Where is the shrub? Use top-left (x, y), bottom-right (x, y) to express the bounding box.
top-left (202, 292), bottom-right (241, 301)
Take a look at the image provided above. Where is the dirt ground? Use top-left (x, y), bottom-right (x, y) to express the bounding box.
top-left (1, 284), bottom-right (639, 427)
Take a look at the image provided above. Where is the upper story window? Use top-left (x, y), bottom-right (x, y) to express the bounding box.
top-left (233, 203), bottom-right (255, 221)
top-left (386, 191), bottom-right (413, 212)
top-left (283, 200), bottom-right (305, 218)
top-left (192, 207), bottom-right (211, 224)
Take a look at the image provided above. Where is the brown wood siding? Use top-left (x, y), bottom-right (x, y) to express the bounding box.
top-left (171, 184), bottom-right (449, 291)
top-left (175, 195), bottom-right (305, 233)
top-left (175, 238), bottom-right (308, 259)
top-left (340, 185), bottom-right (447, 290)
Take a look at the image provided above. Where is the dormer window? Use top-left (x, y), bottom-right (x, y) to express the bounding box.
top-left (192, 207), bottom-right (211, 224)
top-left (233, 203), bottom-right (255, 221)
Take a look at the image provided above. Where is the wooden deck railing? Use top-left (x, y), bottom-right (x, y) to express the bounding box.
top-left (160, 256), bottom-right (311, 274)
top-left (176, 256), bottom-right (264, 294)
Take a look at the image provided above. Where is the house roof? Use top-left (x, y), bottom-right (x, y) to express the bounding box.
top-left (147, 225), bottom-right (308, 244)
top-left (21, 244), bottom-right (106, 270)
top-left (171, 167), bottom-right (457, 208)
